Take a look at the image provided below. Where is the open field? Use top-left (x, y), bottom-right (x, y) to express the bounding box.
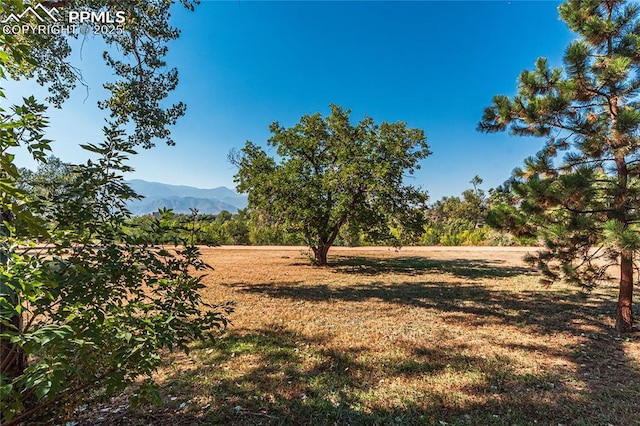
top-left (77, 247), bottom-right (640, 425)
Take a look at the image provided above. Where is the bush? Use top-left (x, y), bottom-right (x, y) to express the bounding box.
top-left (485, 230), bottom-right (517, 246)
top-left (464, 227), bottom-right (489, 245)
top-left (1, 136), bottom-right (233, 424)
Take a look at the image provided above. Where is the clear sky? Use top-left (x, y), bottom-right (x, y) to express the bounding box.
top-left (6, 0), bottom-right (575, 201)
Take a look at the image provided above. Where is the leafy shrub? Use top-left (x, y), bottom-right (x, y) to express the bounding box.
top-left (485, 230), bottom-right (517, 246)
top-left (1, 127), bottom-right (233, 425)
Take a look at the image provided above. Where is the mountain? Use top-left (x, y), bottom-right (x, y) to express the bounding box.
top-left (125, 179), bottom-right (248, 215)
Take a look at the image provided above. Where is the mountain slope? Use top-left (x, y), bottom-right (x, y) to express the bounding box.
top-left (125, 179), bottom-right (247, 215)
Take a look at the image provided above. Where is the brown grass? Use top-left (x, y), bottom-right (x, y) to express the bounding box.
top-left (76, 247), bottom-right (640, 425)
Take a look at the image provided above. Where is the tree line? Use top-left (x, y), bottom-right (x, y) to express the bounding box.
top-left (20, 157), bottom-right (533, 249)
top-left (124, 179), bottom-right (534, 248)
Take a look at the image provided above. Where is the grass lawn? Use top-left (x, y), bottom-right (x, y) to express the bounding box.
top-left (75, 247), bottom-right (640, 425)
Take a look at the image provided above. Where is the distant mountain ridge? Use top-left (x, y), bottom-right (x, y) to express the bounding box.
top-left (125, 179), bottom-right (247, 216)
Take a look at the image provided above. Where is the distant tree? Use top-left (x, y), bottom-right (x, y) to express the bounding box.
top-left (232, 105), bottom-right (430, 265)
top-left (429, 176), bottom-right (486, 225)
top-left (18, 156), bottom-right (72, 194)
top-left (423, 176), bottom-right (490, 246)
top-left (17, 156), bottom-right (78, 231)
top-left (225, 209), bottom-right (251, 245)
top-left (470, 175), bottom-right (483, 194)
top-left (216, 210), bottom-right (233, 224)
top-left (479, 0), bottom-right (640, 332)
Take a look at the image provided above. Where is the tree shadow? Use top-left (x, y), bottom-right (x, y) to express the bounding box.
top-left (89, 316), bottom-right (639, 425)
top-left (73, 256), bottom-right (640, 425)
top-left (227, 279), bottom-right (601, 332)
top-left (206, 277), bottom-right (638, 424)
top-left (331, 255), bottom-right (536, 279)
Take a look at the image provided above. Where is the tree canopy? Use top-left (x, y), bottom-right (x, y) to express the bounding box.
top-left (479, 0), bottom-right (640, 332)
top-left (0, 1), bottom-right (232, 423)
top-left (232, 104), bottom-right (430, 265)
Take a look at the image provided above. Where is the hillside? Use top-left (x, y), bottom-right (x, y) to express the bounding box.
top-left (126, 179), bottom-right (248, 215)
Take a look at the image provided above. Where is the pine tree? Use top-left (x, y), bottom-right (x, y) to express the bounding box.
top-left (479, 0), bottom-right (640, 332)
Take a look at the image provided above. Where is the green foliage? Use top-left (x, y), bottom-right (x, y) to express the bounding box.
top-left (125, 209), bottom-right (226, 246)
top-left (1, 0), bottom-right (234, 423)
top-left (121, 208), bottom-right (307, 246)
top-left (2, 136), bottom-right (234, 425)
top-left (232, 104), bottom-right (430, 265)
top-left (116, 176), bottom-right (513, 249)
top-left (478, 0), bottom-right (640, 331)
top-left (421, 176), bottom-right (511, 247)
top-left (224, 210), bottom-right (251, 245)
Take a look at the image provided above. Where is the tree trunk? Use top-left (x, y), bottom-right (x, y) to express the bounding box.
top-left (0, 312), bottom-right (26, 379)
top-left (313, 245), bottom-right (329, 266)
top-left (616, 249), bottom-right (634, 333)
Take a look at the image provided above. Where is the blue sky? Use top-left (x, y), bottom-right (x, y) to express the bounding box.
top-left (6, 0), bottom-right (575, 201)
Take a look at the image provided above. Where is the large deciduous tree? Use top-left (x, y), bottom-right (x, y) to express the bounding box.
top-left (1, 1), bottom-right (232, 423)
top-left (232, 105), bottom-right (430, 266)
top-left (479, 0), bottom-right (640, 332)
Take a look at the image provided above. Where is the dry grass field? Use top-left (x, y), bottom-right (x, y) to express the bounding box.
top-left (77, 246), bottom-right (640, 425)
